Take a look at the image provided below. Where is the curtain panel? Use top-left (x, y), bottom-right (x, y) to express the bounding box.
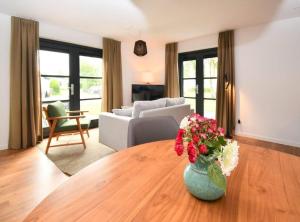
top-left (165, 42), bottom-right (180, 98)
top-left (102, 38), bottom-right (123, 112)
top-left (9, 17), bottom-right (42, 149)
top-left (216, 30), bottom-right (236, 137)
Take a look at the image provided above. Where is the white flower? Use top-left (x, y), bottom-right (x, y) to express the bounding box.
top-left (180, 116), bottom-right (189, 129)
top-left (218, 140), bottom-right (239, 176)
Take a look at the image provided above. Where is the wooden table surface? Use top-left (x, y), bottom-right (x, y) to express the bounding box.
top-left (25, 140), bottom-right (300, 222)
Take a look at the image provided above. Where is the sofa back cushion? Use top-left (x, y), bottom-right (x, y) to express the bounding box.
top-left (166, 97), bottom-right (185, 106)
top-left (47, 101), bottom-right (67, 126)
top-left (132, 99), bottom-right (166, 118)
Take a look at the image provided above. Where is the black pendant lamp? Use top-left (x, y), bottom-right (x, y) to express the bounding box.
top-left (134, 40), bottom-right (147, 56)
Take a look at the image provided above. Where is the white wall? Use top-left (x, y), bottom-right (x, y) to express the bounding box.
top-left (122, 39), bottom-right (165, 105)
top-left (235, 17), bottom-right (300, 147)
top-left (0, 13), bottom-right (11, 150)
top-left (39, 22), bottom-right (102, 48)
top-left (178, 17), bottom-right (300, 147)
top-left (178, 33), bottom-right (218, 53)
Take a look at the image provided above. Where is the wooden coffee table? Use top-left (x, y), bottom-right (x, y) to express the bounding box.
top-left (25, 140), bottom-right (300, 221)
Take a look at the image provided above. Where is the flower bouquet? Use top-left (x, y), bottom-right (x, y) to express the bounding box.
top-left (175, 113), bottom-right (239, 200)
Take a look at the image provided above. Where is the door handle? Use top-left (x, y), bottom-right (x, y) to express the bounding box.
top-left (196, 84), bottom-right (199, 95)
top-left (70, 83), bottom-right (74, 95)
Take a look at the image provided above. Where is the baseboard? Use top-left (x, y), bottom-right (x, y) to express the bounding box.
top-left (0, 144), bottom-right (8, 150)
top-left (235, 133), bottom-right (300, 157)
top-left (235, 132), bottom-right (300, 148)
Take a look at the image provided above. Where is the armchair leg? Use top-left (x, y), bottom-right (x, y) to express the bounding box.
top-left (86, 129), bottom-right (90, 138)
top-left (46, 120), bottom-right (57, 154)
top-left (76, 118), bottom-right (86, 149)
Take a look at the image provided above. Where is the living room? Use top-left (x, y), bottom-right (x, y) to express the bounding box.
top-left (0, 0), bottom-right (300, 221)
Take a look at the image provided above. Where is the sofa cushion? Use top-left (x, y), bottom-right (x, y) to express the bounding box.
top-left (55, 118), bottom-right (90, 132)
top-left (166, 97), bottom-right (185, 106)
top-left (132, 99), bottom-right (166, 118)
top-left (47, 101), bottom-right (68, 127)
top-left (112, 107), bottom-right (133, 117)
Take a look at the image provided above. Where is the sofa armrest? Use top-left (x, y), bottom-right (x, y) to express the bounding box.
top-left (139, 104), bottom-right (191, 124)
top-left (99, 112), bottom-right (132, 151)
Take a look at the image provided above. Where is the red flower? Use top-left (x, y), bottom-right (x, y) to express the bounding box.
top-left (187, 142), bottom-right (197, 163)
top-left (192, 135), bottom-right (199, 144)
top-left (199, 144), bottom-right (208, 154)
top-left (175, 129), bottom-right (185, 144)
top-left (191, 126), bottom-right (197, 133)
top-left (175, 143), bottom-right (184, 156)
top-left (177, 129), bottom-right (185, 137)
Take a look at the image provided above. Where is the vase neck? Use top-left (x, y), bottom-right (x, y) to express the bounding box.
top-left (192, 157), bottom-right (210, 170)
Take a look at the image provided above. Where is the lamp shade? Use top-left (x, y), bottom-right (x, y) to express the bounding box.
top-left (134, 40), bottom-right (147, 56)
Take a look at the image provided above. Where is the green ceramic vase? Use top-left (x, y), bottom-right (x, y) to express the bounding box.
top-left (183, 159), bottom-right (226, 201)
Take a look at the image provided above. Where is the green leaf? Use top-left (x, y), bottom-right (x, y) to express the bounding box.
top-left (218, 136), bottom-right (227, 146)
top-left (208, 163), bottom-right (226, 191)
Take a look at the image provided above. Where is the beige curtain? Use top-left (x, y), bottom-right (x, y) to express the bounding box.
top-left (216, 30), bottom-right (236, 137)
top-left (9, 17), bottom-right (42, 149)
top-left (165, 42), bottom-right (180, 97)
top-left (102, 38), bottom-right (123, 112)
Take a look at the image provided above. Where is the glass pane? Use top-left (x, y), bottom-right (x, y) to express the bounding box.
top-left (80, 56), bottom-right (103, 77)
top-left (183, 60), bottom-right (196, 78)
top-left (204, 57), bottom-right (218, 78)
top-left (183, 79), bottom-right (196, 97)
top-left (40, 50), bottom-right (69, 76)
top-left (204, 79), bottom-right (217, 99)
top-left (185, 98), bottom-right (196, 112)
top-left (80, 78), bottom-right (102, 99)
top-left (41, 77), bottom-right (69, 102)
top-left (80, 99), bottom-right (102, 115)
top-left (204, 99), bottom-right (216, 119)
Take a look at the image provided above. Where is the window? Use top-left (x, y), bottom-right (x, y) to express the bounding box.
top-left (40, 39), bottom-right (103, 125)
top-left (179, 48), bottom-right (218, 119)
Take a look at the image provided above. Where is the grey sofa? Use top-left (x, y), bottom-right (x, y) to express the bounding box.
top-left (99, 103), bottom-right (191, 151)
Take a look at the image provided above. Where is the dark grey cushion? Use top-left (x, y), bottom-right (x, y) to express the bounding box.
top-left (127, 116), bottom-right (179, 147)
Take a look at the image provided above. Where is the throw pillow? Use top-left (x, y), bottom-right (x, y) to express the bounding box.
top-left (132, 99), bottom-right (166, 118)
top-left (112, 107), bottom-right (133, 117)
top-left (166, 97), bottom-right (185, 106)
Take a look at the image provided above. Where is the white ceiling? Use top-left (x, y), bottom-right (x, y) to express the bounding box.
top-left (0, 0), bottom-right (300, 42)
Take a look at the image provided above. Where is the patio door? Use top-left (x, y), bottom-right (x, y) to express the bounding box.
top-left (40, 39), bottom-right (103, 115)
top-left (178, 48), bottom-right (218, 119)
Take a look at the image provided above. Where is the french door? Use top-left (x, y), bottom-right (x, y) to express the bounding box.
top-left (40, 39), bottom-right (103, 118)
top-left (179, 48), bottom-right (218, 119)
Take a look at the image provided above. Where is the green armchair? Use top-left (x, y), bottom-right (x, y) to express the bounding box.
top-left (43, 101), bottom-right (91, 154)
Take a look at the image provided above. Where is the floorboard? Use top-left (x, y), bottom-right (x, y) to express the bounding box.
top-left (0, 148), bottom-right (67, 222)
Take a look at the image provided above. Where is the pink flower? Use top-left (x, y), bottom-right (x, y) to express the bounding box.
top-left (218, 127), bottom-right (225, 136)
top-left (199, 144), bottom-right (208, 154)
top-left (191, 126), bottom-right (197, 133)
top-left (200, 133), bottom-right (207, 139)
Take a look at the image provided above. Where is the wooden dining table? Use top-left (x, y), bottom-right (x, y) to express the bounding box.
top-left (25, 140), bottom-right (300, 222)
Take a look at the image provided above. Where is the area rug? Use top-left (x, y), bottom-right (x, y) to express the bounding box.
top-left (37, 128), bottom-right (115, 176)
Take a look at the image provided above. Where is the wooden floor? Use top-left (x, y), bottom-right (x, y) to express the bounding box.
top-left (0, 148), bottom-right (67, 222)
top-left (0, 137), bottom-right (299, 222)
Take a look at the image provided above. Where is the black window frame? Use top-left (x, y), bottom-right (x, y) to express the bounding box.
top-left (178, 48), bottom-right (218, 116)
top-left (40, 38), bottom-right (103, 111)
